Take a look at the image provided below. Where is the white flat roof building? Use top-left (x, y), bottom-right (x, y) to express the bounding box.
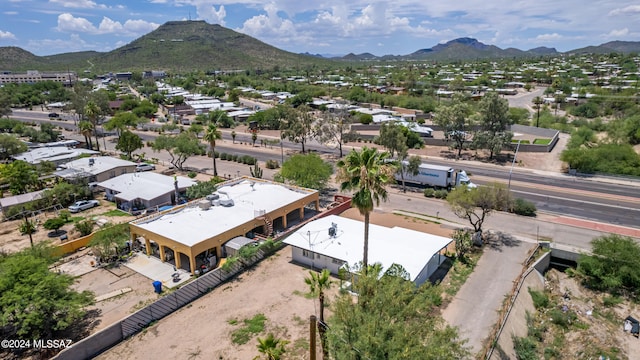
top-left (97, 172), bottom-right (196, 205)
top-left (129, 177), bottom-right (320, 274)
top-left (14, 147), bottom-right (98, 165)
top-left (55, 156), bottom-right (137, 182)
top-left (135, 179), bottom-right (312, 247)
top-left (284, 215), bottom-right (452, 286)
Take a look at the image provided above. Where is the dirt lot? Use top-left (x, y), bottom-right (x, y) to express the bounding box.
top-left (96, 209), bottom-right (450, 360)
top-left (0, 200), bottom-right (136, 254)
top-left (531, 268), bottom-right (640, 359)
top-left (71, 264), bottom-right (159, 334)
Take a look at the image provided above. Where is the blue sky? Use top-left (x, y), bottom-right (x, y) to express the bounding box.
top-left (1, 0), bottom-right (639, 56)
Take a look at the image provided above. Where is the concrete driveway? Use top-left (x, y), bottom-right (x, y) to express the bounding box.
top-left (441, 233), bottom-right (536, 356)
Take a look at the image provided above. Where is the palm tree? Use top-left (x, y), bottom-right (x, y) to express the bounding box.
top-left (305, 269), bottom-right (332, 360)
top-left (255, 333), bottom-right (287, 360)
top-left (532, 96), bottom-right (543, 127)
top-left (203, 123), bottom-right (222, 177)
top-left (336, 147), bottom-right (394, 272)
top-left (78, 120), bottom-right (94, 149)
top-left (19, 213), bottom-right (37, 248)
top-left (84, 101), bottom-right (101, 151)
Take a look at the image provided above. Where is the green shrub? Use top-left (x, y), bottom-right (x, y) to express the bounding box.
top-left (434, 189), bottom-right (449, 199)
top-left (423, 188), bottom-right (435, 198)
top-left (603, 295), bottom-right (623, 307)
top-left (214, 151), bottom-right (219, 158)
top-left (231, 154), bottom-right (238, 162)
top-left (74, 219), bottom-right (94, 236)
top-left (513, 198), bottom-right (537, 216)
top-left (512, 335), bottom-right (538, 360)
top-left (220, 152), bottom-right (228, 160)
top-left (187, 171), bottom-right (197, 178)
top-left (265, 159), bottom-right (279, 169)
top-left (528, 288), bottom-right (549, 309)
top-left (549, 308), bottom-right (577, 329)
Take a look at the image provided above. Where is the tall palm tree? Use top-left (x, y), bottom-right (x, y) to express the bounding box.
top-left (203, 123), bottom-right (222, 176)
top-left (78, 120), bottom-right (94, 149)
top-left (305, 269), bottom-right (332, 360)
top-left (336, 147), bottom-right (394, 272)
top-left (84, 101), bottom-right (101, 151)
top-left (532, 96), bottom-right (543, 127)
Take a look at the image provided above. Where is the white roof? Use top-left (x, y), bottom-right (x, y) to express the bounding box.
top-left (284, 215), bottom-right (452, 282)
top-left (14, 147), bottom-right (98, 164)
top-left (55, 156), bottom-right (136, 177)
top-left (134, 180), bottom-right (316, 247)
top-left (97, 172), bottom-right (196, 202)
top-left (0, 189), bottom-right (46, 209)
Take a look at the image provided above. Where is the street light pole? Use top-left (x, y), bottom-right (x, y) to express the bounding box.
top-left (508, 140), bottom-right (521, 190)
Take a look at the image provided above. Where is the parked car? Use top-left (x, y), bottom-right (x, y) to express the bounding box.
top-left (135, 163), bottom-right (156, 172)
top-left (48, 112), bottom-right (60, 118)
top-left (68, 200), bottom-right (99, 213)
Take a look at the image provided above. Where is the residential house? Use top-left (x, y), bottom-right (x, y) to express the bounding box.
top-left (55, 156), bottom-right (137, 184)
top-left (98, 172), bottom-right (196, 212)
top-left (283, 215), bottom-right (452, 286)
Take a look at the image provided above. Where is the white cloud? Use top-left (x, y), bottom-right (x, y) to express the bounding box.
top-left (607, 28), bottom-right (629, 38)
top-left (608, 5), bottom-right (640, 16)
top-left (3, 11), bottom-right (18, 15)
top-left (535, 33), bottom-right (563, 42)
top-left (56, 13), bottom-right (159, 36)
top-left (239, 3), bottom-right (296, 39)
top-left (49, 0), bottom-right (107, 9)
top-left (0, 30), bottom-right (17, 40)
top-left (56, 13), bottom-right (98, 33)
top-left (27, 34), bottom-right (93, 54)
top-left (195, 4), bottom-right (226, 26)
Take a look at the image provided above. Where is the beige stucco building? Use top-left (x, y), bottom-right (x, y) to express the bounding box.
top-left (129, 177), bottom-right (319, 274)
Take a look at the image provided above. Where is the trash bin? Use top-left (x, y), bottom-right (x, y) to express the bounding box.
top-left (152, 280), bottom-right (162, 294)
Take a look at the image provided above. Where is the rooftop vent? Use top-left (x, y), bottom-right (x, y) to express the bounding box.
top-left (328, 222), bottom-right (338, 238)
top-left (198, 199), bottom-right (211, 210)
top-left (88, 158), bottom-right (95, 166)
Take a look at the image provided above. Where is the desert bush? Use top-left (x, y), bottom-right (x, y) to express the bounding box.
top-left (528, 288), bottom-right (550, 309)
top-left (423, 188), bottom-right (435, 198)
top-left (434, 189), bottom-right (449, 199)
top-left (265, 159), bottom-right (279, 169)
top-left (74, 219), bottom-right (94, 236)
top-left (513, 198), bottom-right (537, 216)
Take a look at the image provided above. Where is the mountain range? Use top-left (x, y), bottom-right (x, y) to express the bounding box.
top-left (1, 21), bottom-right (639, 73)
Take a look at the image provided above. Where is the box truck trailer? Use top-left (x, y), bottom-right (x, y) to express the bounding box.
top-left (395, 162), bottom-right (476, 189)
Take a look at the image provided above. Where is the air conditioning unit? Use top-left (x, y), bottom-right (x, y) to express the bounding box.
top-left (206, 193), bottom-right (220, 201)
top-left (219, 199), bottom-right (234, 207)
top-left (198, 199), bottom-right (211, 210)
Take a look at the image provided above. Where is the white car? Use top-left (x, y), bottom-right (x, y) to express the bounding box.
top-left (135, 163), bottom-right (156, 172)
top-left (68, 200), bottom-right (99, 213)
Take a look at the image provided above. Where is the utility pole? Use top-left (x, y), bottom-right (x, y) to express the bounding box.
top-left (310, 315), bottom-right (317, 360)
top-left (508, 140), bottom-right (521, 190)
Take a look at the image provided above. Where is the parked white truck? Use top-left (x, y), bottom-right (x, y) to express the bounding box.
top-left (395, 162), bottom-right (477, 189)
